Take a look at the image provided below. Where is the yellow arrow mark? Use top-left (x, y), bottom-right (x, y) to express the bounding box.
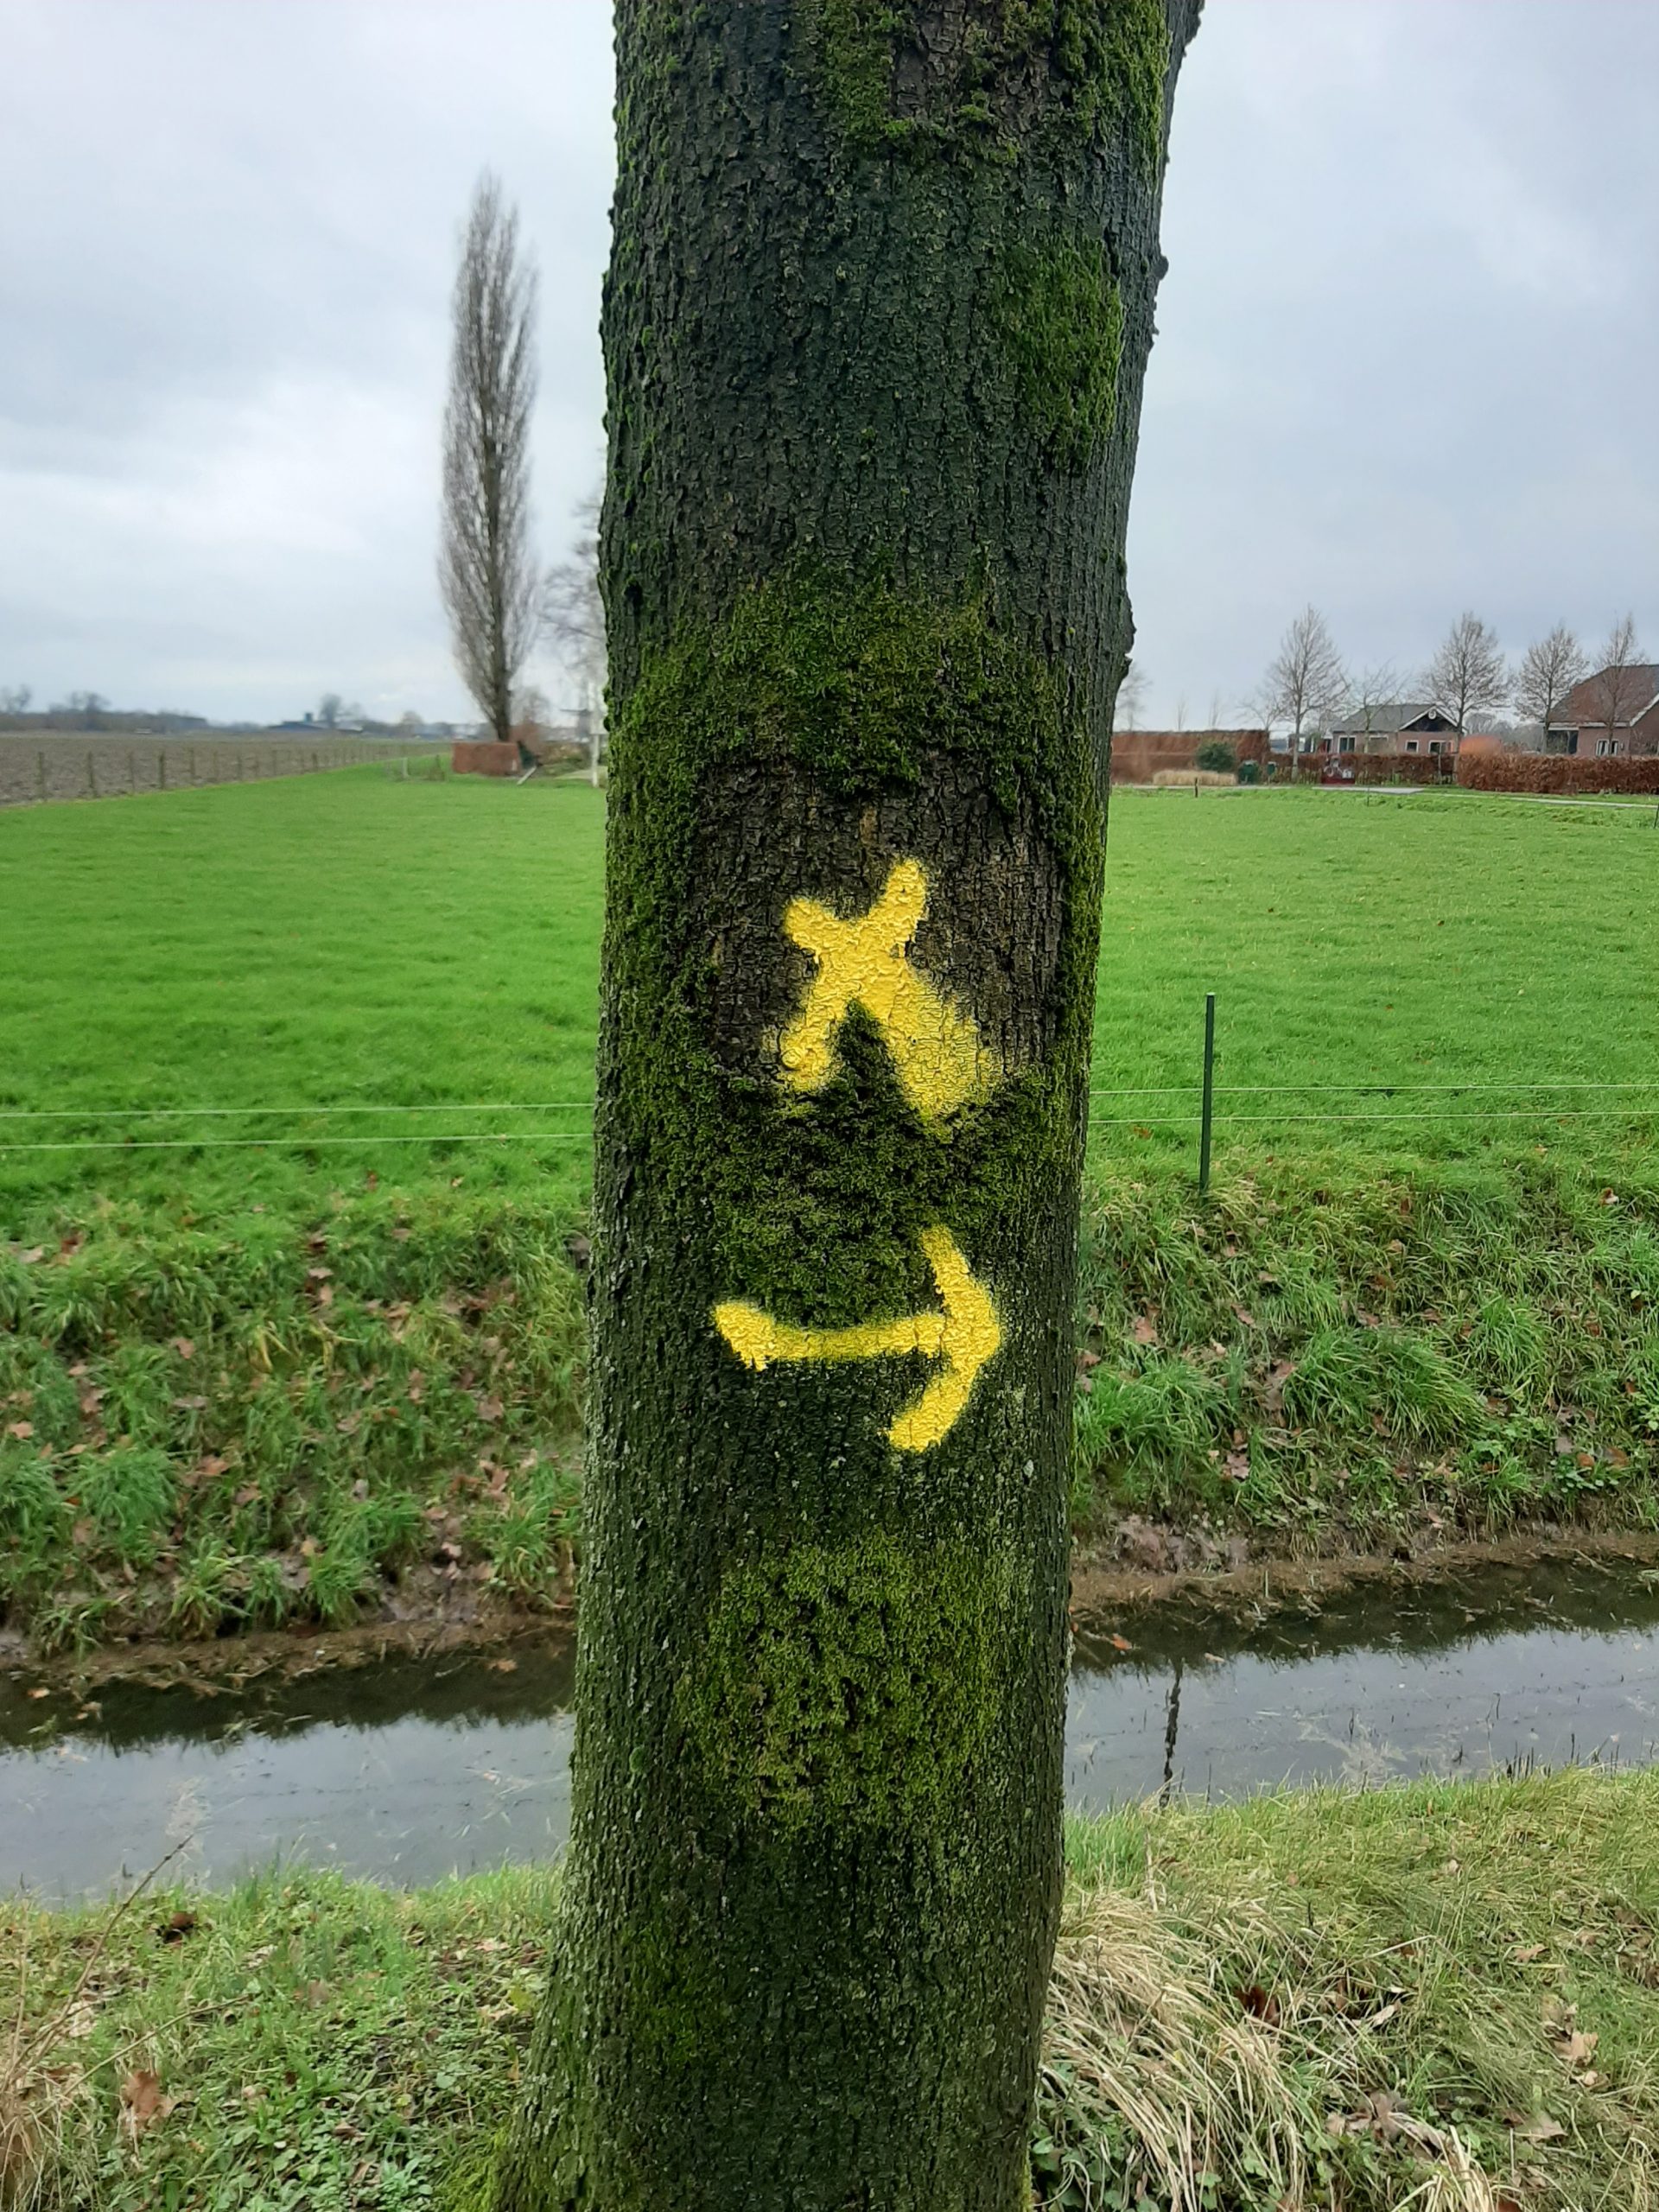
top-left (779, 859), bottom-right (993, 1121)
top-left (713, 1226), bottom-right (1001, 1452)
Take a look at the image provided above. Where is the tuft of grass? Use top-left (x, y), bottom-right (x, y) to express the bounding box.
top-left (3, 1771), bottom-right (1656, 2209)
top-left (1046, 1769), bottom-right (1659, 2210)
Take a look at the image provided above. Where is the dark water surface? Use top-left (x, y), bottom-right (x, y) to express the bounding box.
top-left (5, 1558), bottom-right (1659, 1901)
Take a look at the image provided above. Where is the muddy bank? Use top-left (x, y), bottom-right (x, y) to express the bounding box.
top-left (10, 1525), bottom-right (1659, 1700)
top-left (1068, 1522), bottom-right (1659, 1617)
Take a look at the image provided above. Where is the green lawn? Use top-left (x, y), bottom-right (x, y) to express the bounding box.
top-left (4, 773), bottom-right (1659, 1647)
top-left (1094, 785), bottom-right (1659, 1171)
top-left (3, 777), bottom-right (1659, 1215)
top-left (0, 766), bottom-right (606, 1224)
top-left (5, 1770), bottom-right (1656, 2211)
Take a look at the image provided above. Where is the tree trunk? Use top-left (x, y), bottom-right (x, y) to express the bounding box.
top-left (498, 4), bottom-right (1199, 2207)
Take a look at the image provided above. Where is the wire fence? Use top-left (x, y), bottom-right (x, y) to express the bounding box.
top-left (2, 1077), bottom-right (1656, 1160)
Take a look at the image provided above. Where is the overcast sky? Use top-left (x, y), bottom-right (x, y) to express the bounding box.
top-left (1, 0), bottom-right (1654, 728)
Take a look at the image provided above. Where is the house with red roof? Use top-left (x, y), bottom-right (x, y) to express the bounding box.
top-left (1547, 663), bottom-right (1659, 758)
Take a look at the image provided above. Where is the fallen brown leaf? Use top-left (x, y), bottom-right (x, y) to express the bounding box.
top-left (1503, 2111), bottom-right (1566, 2145)
top-left (119, 2069), bottom-right (175, 2137)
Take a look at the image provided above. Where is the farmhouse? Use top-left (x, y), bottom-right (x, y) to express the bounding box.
top-left (1547, 663), bottom-right (1659, 758)
top-left (1323, 703), bottom-right (1458, 758)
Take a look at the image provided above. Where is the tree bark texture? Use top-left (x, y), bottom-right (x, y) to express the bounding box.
top-left (498, 4), bottom-right (1199, 2207)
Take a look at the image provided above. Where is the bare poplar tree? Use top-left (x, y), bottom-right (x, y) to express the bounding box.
top-left (542, 489), bottom-right (607, 782)
top-left (440, 173), bottom-right (539, 748)
top-left (1422, 612), bottom-right (1508, 762)
top-left (1514, 624), bottom-right (1587, 744)
top-left (1259, 606), bottom-right (1346, 748)
top-left (1591, 613), bottom-right (1649, 747)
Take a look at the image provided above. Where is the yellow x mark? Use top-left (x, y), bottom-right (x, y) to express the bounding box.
top-left (779, 860), bottom-right (991, 1120)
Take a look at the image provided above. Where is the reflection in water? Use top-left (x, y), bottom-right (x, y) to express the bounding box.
top-left (4, 1558), bottom-right (1659, 1900)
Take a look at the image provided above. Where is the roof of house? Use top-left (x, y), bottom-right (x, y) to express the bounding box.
top-left (1554, 664), bottom-right (1659, 728)
top-left (1331, 702), bottom-right (1445, 736)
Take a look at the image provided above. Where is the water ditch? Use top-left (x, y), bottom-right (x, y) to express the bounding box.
top-left (4, 1555), bottom-right (1658, 1901)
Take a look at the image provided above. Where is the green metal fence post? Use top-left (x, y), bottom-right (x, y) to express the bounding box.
top-left (1198, 992), bottom-right (1217, 1198)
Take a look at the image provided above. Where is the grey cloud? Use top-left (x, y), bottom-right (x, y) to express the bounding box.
top-left (0, 1), bottom-right (1653, 726)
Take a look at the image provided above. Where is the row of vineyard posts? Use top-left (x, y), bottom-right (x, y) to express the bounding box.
top-left (24, 742), bottom-right (382, 800)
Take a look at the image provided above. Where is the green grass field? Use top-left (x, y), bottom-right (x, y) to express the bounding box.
top-left (4, 771), bottom-right (1659, 1647)
top-left (4, 772), bottom-right (1659, 1214)
top-left (6, 1771), bottom-right (1656, 2211)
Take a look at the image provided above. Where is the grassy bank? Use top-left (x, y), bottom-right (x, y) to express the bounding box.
top-left (3, 1769), bottom-right (1656, 2209)
top-left (7, 1146), bottom-right (1659, 1651)
top-left (6, 775), bottom-right (1659, 1649)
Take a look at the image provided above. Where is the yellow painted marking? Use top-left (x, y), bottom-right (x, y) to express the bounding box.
top-left (779, 859), bottom-right (992, 1120)
top-left (713, 1225), bottom-right (1001, 1452)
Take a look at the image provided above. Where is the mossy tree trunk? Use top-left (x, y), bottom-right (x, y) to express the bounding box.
top-left (497, 5), bottom-right (1199, 2207)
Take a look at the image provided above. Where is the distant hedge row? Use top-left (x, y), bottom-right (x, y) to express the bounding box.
top-left (1456, 752), bottom-right (1659, 796)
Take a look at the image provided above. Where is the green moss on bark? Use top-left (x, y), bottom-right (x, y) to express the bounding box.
top-left (995, 240), bottom-right (1123, 468)
top-left (806, 0), bottom-right (1171, 172)
top-left (683, 1534), bottom-right (1018, 1833)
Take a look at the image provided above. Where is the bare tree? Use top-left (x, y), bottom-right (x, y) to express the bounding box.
top-left (1590, 613), bottom-right (1649, 749)
top-left (317, 692), bottom-right (344, 729)
top-left (440, 172), bottom-right (539, 749)
top-left (542, 489), bottom-right (606, 783)
top-left (0, 684), bottom-right (31, 715)
top-left (1345, 660), bottom-right (1399, 750)
top-left (1514, 624), bottom-right (1587, 746)
top-left (54, 690), bottom-right (110, 728)
top-left (1259, 606), bottom-right (1347, 748)
top-left (512, 681), bottom-right (551, 734)
top-left (1111, 657), bottom-right (1147, 732)
top-left (1422, 612), bottom-right (1508, 761)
